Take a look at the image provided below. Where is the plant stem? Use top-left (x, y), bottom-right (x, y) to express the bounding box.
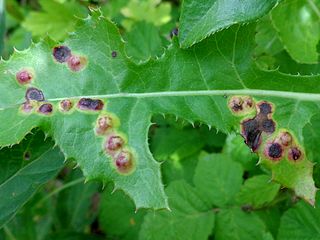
top-left (37, 177), bottom-right (85, 205)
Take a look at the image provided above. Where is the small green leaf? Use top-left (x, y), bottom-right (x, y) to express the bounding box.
top-left (22, 0), bottom-right (87, 41)
top-left (125, 21), bottom-right (164, 62)
top-left (179, 0), bottom-right (278, 48)
top-left (236, 175), bottom-right (281, 208)
top-left (277, 193), bottom-right (320, 240)
top-left (255, 15), bottom-right (283, 57)
top-left (215, 208), bottom-right (268, 240)
top-left (121, 0), bottom-right (171, 30)
top-left (194, 153), bottom-right (243, 207)
top-left (139, 180), bottom-right (215, 240)
top-left (271, 0), bottom-right (320, 64)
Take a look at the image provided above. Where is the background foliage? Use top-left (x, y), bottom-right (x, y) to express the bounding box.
top-left (1, 0), bottom-right (320, 239)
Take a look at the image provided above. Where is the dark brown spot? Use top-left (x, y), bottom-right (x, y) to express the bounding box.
top-left (229, 97), bottom-right (243, 112)
top-left (38, 103), bottom-right (53, 115)
top-left (243, 97), bottom-right (253, 108)
top-left (260, 119), bottom-right (275, 133)
top-left (23, 152), bottom-right (31, 161)
top-left (53, 46), bottom-right (71, 63)
top-left (229, 96), bottom-right (254, 114)
top-left (288, 147), bottom-right (302, 161)
top-left (96, 116), bottom-right (113, 135)
top-left (265, 142), bottom-right (283, 160)
top-left (59, 99), bottom-right (73, 112)
top-left (67, 55), bottom-right (87, 72)
top-left (111, 51), bottom-right (117, 58)
top-left (258, 102), bottom-right (272, 115)
top-left (16, 69), bottom-right (33, 85)
top-left (170, 27), bottom-right (179, 38)
top-left (106, 136), bottom-right (124, 152)
top-left (241, 118), bottom-right (261, 152)
top-left (115, 151), bottom-right (134, 174)
top-left (25, 87), bottom-right (45, 102)
top-left (77, 98), bottom-right (104, 111)
top-left (241, 205), bottom-right (253, 212)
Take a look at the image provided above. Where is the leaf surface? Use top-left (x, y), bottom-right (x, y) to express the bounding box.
top-left (194, 153), bottom-right (243, 207)
top-left (139, 180), bottom-right (215, 240)
top-left (271, 0), bottom-right (320, 64)
top-left (0, 10), bottom-right (319, 208)
top-left (99, 186), bottom-right (145, 240)
top-left (277, 193), bottom-right (320, 240)
top-left (22, 0), bottom-right (87, 41)
top-left (236, 175), bottom-right (280, 208)
top-left (179, 0), bottom-right (278, 47)
top-left (0, 132), bottom-right (64, 227)
top-left (215, 208), bottom-right (268, 240)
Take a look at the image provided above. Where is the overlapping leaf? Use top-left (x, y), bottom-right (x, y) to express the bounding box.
top-left (179, 0), bottom-right (278, 47)
top-left (0, 131), bottom-right (64, 227)
top-left (0, 9), bottom-right (319, 209)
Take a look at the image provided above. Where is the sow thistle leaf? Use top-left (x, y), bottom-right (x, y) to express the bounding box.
top-left (179, 0), bottom-right (278, 48)
top-left (0, 10), bottom-right (319, 209)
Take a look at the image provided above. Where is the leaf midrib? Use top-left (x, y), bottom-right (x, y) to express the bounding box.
top-left (1, 89), bottom-right (319, 111)
top-left (45, 89), bottom-right (320, 101)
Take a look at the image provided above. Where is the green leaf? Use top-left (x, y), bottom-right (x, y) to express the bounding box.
top-left (99, 186), bottom-right (145, 240)
top-left (125, 21), bottom-right (164, 62)
top-left (256, 208), bottom-right (282, 238)
top-left (215, 208), bottom-right (268, 240)
top-left (121, 0), bottom-right (171, 30)
top-left (179, 0), bottom-right (278, 48)
top-left (101, 0), bottom-right (127, 22)
top-left (277, 193), bottom-right (320, 240)
top-left (0, 0), bottom-right (5, 55)
top-left (255, 15), bottom-right (283, 57)
top-left (160, 155), bottom-right (199, 185)
top-left (139, 180), bottom-right (215, 240)
top-left (0, 10), bottom-right (319, 208)
top-left (151, 127), bottom-right (205, 161)
top-left (223, 133), bottom-right (258, 171)
top-left (193, 153), bottom-right (243, 207)
top-left (271, 0), bottom-right (320, 64)
top-left (236, 175), bottom-right (281, 208)
top-left (0, 133), bottom-right (64, 227)
top-left (46, 233), bottom-right (104, 240)
top-left (55, 169), bottom-right (100, 232)
top-left (22, 0), bottom-right (87, 41)
top-left (2, 191), bottom-right (54, 240)
top-left (303, 114), bottom-right (320, 163)
top-left (273, 50), bottom-right (320, 75)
